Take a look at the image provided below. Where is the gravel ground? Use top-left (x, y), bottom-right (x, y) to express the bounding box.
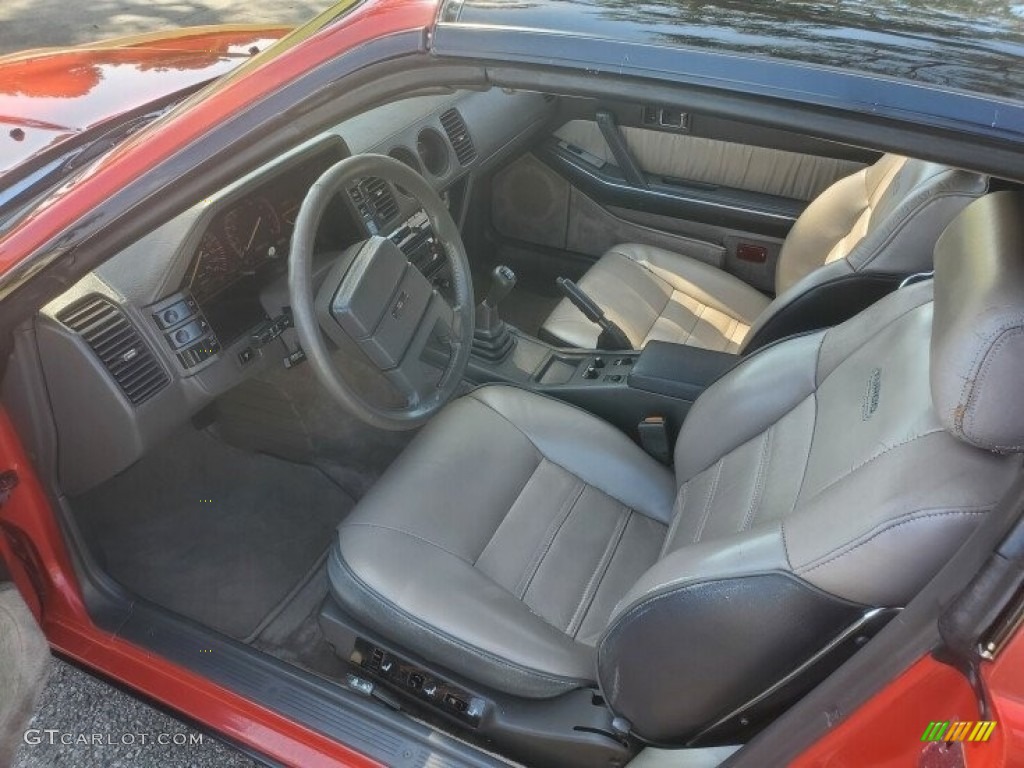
top-left (13, 659), bottom-right (260, 768)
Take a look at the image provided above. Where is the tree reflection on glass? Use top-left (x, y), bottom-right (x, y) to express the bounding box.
top-left (497, 0), bottom-right (1024, 98)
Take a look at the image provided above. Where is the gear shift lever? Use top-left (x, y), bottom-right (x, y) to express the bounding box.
top-left (484, 265), bottom-right (517, 309)
top-left (472, 265), bottom-right (517, 362)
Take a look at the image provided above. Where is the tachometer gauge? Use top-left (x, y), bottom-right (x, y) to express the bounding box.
top-left (188, 231), bottom-right (231, 301)
top-left (223, 196), bottom-right (282, 267)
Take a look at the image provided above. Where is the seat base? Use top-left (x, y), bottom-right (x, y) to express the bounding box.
top-left (319, 597), bottom-right (636, 768)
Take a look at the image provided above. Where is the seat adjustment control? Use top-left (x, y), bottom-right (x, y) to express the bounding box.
top-left (353, 638), bottom-right (486, 727)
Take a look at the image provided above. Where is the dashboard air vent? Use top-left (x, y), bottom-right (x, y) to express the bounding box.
top-left (57, 296), bottom-right (169, 405)
top-left (440, 109), bottom-right (476, 165)
top-left (364, 177), bottom-right (399, 223)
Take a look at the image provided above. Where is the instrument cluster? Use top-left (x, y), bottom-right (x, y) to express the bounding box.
top-left (185, 150), bottom-right (346, 303)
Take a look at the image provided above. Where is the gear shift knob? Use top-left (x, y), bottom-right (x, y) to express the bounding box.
top-left (484, 265), bottom-right (517, 308)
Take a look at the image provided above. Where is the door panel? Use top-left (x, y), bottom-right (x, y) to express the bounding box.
top-left (555, 119), bottom-right (864, 202)
top-left (492, 153), bottom-right (727, 267)
top-left (488, 102), bottom-right (879, 296)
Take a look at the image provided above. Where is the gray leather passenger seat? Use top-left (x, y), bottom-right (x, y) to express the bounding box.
top-left (541, 154), bottom-right (988, 352)
top-left (328, 192), bottom-right (1024, 744)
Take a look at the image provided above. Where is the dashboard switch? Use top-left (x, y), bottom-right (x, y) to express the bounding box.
top-left (153, 299), bottom-right (197, 329)
top-left (168, 319), bottom-right (209, 349)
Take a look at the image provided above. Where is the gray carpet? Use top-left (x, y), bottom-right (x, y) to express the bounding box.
top-left (210, 359), bottom-right (414, 501)
top-left (73, 428), bottom-right (354, 641)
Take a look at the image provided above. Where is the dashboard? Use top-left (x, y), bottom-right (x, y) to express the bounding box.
top-left (26, 87), bottom-right (557, 496)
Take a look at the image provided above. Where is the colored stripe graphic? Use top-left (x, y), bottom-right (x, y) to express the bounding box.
top-left (921, 721), bottom-right (995, 742)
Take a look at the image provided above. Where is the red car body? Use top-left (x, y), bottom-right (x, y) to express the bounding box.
top-left (1, 1), bottom-right (1023, 766)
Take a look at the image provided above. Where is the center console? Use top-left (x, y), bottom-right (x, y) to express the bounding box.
top-left (465, 330), bottom-right (737, 452)
top-left (461, 265), bottom-right (739, 451)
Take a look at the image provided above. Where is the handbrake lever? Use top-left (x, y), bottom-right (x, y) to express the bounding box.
top-left (556, 277), bottom-right (633, 351)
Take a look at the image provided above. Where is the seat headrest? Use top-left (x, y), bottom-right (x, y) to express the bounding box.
top-left (932, 191), bottom-right (1024, 452)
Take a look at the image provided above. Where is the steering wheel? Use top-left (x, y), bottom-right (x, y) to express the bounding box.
top-left (288, 154), bottom-right (475, 431)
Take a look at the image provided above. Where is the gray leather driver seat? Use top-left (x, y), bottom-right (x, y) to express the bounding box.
top-left (541, 154), bottom-right (987, 352)
top-left (329, 193), bottom-right (1024, 743)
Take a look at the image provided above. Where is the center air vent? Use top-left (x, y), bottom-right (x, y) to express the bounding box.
top-left (57, 296), bottom-right (169, 405)
top-left (364, 177), bottom-right (399, 222)
top-left (440, 108), bottom-right (476, 166)
top-left (349, 177), bottom-right (399, 232)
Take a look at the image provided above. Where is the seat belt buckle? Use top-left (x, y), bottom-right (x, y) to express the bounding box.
top-left (638, 416), bottom-right (671, 464)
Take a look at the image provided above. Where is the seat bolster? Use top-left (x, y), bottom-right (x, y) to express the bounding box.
top-left (469, 386), bottom-right (676, 524)
top-left (608, 525), bottom-right (790, 619)
top-left (595, 525), bottom-right (867, 743)
top-left (931, 192), bottom-right (1024, 451)
top-left (742, 258), bottom-right (856, 350)
top-left (841, 162), bottom-right (988, 276)
top-left (775, 170), bottom-right (871, 294)
top-left (674, 331), bottom-right (822, 480)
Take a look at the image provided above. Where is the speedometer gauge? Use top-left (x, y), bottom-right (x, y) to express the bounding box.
top-left (188, 232), bottom-right (231, 301)
top-left (223, 196), bottom-right (282, 267)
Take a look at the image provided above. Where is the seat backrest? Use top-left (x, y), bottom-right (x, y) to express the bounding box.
top-left (741, 155), bottom-right (988, 352)
top-left (598, 192), bottom-right (1024, 745)
top-left (776, 154), bottom-right (987, 292)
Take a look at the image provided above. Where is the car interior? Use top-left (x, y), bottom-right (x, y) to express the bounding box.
top-left (5, 86), bottom-right (1024, 767)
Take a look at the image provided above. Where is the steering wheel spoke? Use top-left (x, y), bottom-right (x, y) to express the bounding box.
top-left (288, 154), bottom-right (475, 430)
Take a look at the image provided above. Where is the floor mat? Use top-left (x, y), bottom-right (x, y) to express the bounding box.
top-left (210, 361), bottom-right (414, 501)
top-left (252, 561), bottom-right (349, 679)
top-left (73, 428), bottom-right (354, 641)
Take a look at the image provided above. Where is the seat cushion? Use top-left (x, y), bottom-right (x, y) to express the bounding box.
top-left (541, 244), bottom-right (770, 351)
top-left (328, 385), bottom-right (675, 698)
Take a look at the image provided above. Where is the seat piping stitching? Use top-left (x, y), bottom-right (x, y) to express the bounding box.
top-left (343, 522), bottom-right (474, 565)
top-left (692, 458), bottom-right (723, 544)
top-left (568, 507), bottom-right (631, 638)
top-left (473, 453), bottom-right (545, 567)
top-left (517, 478), bottom-right (586, 599)
top-left (741, 426), bottom-right (772, 531)
top-left (659, 483), bottom-right (686, 558)
top-left (800, 428), bottom-right (945, 506)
